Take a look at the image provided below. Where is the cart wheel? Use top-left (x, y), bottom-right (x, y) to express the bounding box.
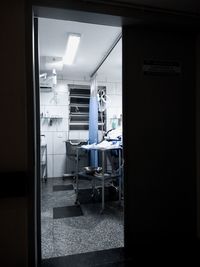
top-left (100, 209), bottom-right (104, 214)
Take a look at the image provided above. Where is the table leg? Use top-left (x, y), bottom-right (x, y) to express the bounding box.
top-left (100, 150), bottom-right (105, 213)
top-left (91, 178), bottom-right (95, 199)
top-left (118, 149), bottom-right (122, 206)
top-left (75, 148), bottom-right (80, 205)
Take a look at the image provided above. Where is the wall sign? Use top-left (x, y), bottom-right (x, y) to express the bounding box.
top-left (143, 59), bottom-right (181, 76)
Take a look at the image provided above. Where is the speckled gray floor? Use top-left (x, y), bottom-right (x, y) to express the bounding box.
top-left (41, 178), bottom-right (124, 259)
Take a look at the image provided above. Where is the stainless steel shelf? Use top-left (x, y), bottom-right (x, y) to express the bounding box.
top-left (78, 171), bottom-right (120, 180)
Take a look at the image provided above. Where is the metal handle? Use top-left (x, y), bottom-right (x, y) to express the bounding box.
top-left (69, 141), bottom-right (81, 146)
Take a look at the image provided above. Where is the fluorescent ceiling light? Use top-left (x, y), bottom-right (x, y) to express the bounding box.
top-left (63, 34), bottom-right (81, 65)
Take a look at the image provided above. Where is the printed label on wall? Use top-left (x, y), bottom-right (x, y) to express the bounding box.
top-left (143, 59), bottom-right (181, 76)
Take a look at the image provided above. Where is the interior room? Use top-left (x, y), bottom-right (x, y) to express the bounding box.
top-left (39, 17), bottom-right (123, 259)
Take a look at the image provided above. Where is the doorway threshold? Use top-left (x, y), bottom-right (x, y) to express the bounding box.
top-left (41, 247), bottom-right (128, 267)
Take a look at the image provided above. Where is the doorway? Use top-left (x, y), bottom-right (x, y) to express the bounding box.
top-left (31, 3), bottom-right (198, 266)
top-left (37, 16), bottom-right (124, 260)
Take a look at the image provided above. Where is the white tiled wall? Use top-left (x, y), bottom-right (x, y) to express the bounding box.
top-left (53, 154), bottom-right (67, 177)
top-left (47, 155), bottom-right (53, 178)
top-left (40, 79), bottom-right (122, 178)
top-left (53, 132), bottom-right (68, 155)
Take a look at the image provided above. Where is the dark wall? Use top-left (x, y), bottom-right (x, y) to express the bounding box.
top-left (123, 27), bottom-right (196, 255)
top-left (0, 1), bottom-right (39, 265)
top-left (1, 1), bottom-right (28, 170)
top-left (0, 0), bottom-right (198, 265)
top-left (0, 1), bottom-right (29, 267)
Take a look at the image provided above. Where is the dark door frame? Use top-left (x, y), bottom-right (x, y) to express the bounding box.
top-left (26, 1), bottom-right (200, 266)
top-left (32, 4), bottom-right (127, 266)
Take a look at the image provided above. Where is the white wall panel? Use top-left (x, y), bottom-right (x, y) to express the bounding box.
top-left (53, 155), bottom-right (67, 177)
top-left (53, 132), bottom-right (67, 155)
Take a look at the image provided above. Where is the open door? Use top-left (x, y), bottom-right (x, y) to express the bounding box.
top-left (123, 26), bottom-right (196, 257)
top-left (34, 12), bottom-right (124, 265)
top-left (32, 16), bottom-right (42, 265)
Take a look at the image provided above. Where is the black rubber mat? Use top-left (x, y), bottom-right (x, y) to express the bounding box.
top-left (53, 205), bottom-right (83, 219)
top-left (53, 184), bottom-right (74, 192)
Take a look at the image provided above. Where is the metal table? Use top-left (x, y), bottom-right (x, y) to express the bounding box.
top-left (75, 146), bottom-right (123, 213)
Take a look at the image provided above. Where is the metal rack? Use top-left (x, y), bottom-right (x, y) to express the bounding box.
top-left (63, 140), bottom-right (88, 179)
top-left (68, 84), bottom-right (106, 132)
top-left (75, 146), bottom-right (123, 213)
top-left (68, 84), bottom-right (90, 131)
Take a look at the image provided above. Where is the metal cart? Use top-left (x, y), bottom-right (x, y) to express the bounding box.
top-left (63, 139), bottom-right (88, 179)
top-left (75, 146), bottom-right (123, 213)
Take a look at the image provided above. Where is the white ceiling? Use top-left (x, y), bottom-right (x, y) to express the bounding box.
top-left (39, 0), bottom-right (199, 83)
top-left (38, 18), bottom-right (122, 82)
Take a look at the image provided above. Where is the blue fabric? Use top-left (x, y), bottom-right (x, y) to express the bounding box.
top-left (88, 96), bottom-right (98, 166)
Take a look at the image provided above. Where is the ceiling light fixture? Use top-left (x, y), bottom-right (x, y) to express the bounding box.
top-left (63, 33), bottom-right (81, 65)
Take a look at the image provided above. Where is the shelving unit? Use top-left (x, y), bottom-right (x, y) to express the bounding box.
top-left (68, 84), bottom-right (106, 131)
top-left (40, 144), bottom-right (47, 182)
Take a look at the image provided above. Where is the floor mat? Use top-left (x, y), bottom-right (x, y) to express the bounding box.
top-left (53, 184), bottom-right (74, 192)
top-left (53, 205), bottom-right (83, 219)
